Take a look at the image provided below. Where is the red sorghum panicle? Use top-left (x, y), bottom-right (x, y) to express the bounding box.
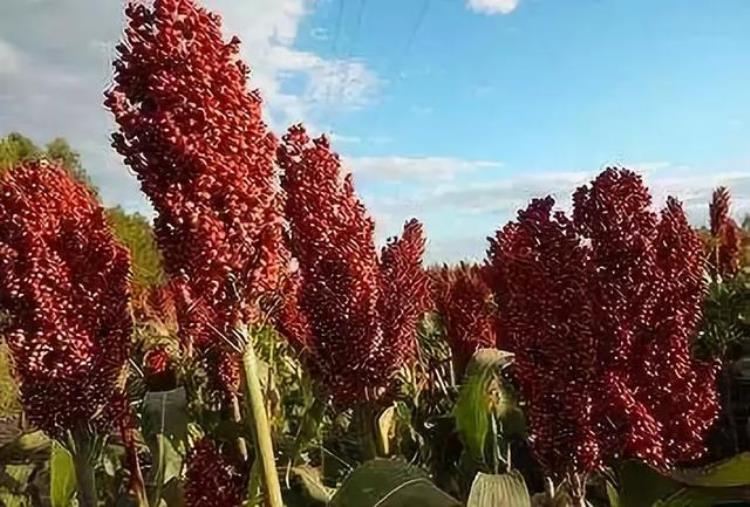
top-left (278, 125), bottom-right (429, 408)
top-left (106, 0), bottom-right (286, 393)
top-left (0, 161), bottom-right (132, 438)
top-left (707, 187), bottom-right (741, 279)
top-left (378, 219), bottom-right (432, 372)
top-left (488, 197), bottom-right (600, 478)
top-left (487, 168), bottom-right (719, 480)
top-left (643, 198), bottom-right (718, 463)
top-left (572, 169), bottom-right (664, 465)
top-left (431, 263), bottom-right (499, 375)
top-left (185, 438), bottom-right (245, 507)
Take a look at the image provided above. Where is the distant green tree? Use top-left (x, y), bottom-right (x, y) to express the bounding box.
top-left (0, 132), bottom-right (41, 173)
top-left (107, 206), bottom-right (165, 288)
top-left (44, 137), bottom-right (99, 195)
top-left (0, 133), bottom-right (99, 195)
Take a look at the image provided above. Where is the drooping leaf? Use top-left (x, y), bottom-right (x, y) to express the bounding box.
top-left (453, 349), bottom-right (514, 463)
top-left (49, 442), bottom-right (76, 507)
top-left (376, 405), bottom-right (397, 457)
top-left (0, 430), bottom-right (50, 462)
top-left (466, 471), bottom-right (531, 507)
top-left (292, 465), bottom-right (335, 506)
top-left (328, 459), bottom-right (461, 507)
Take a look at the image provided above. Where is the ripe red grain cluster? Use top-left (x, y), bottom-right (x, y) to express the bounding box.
top-left (487, 168), bottom-right (719, 479)
top-left (184, 438), bottom-right (245, 507)
top-left (0, 161), bottom-right (132, 438)
top-left (277, 125), bottom-right (430, 407)
top-left (708, 187), bottom-right (741, 279)
top-left (106, 0), bottom-right (286, 392)
top-left (431, 264), bottom-right (499, 375)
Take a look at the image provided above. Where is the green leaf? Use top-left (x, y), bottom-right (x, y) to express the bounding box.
top-left (142, 387), bottom-right (188, 506)
top-left (0, 461), bottom-right (35, 507)
top-left (618, 455), bottom-right (750, 507)
top-left (284, 465), bottom-right (334, 506)
top-left (50, 441), bottom-right (76, 507)
top-left (0, 430), bottom-right (50, 463)
top-left (619, 461), bottom-right (682, 507)
top-left (466, 471), bottom-right (531, 507)
top-left (453, 349), bottom-right (514, 463)
top-left (0, 463), bottom-right (35, 493)
top-left (328, 459), bottom-right (461, 507)
top-left (668, 453), bottom-right (750, 488)
top-left (606, 480), bottom-right (621, 507)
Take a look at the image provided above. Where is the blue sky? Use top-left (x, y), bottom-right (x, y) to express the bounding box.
top-left (1, 0), bottom-right (749, 261)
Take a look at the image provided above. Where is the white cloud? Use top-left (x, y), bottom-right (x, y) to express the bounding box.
top-left (0, 0), bottom-right (379, 212)
top-left (328, 133), bottom-right (362, 145)
top-left (204, 0), bottom-right (380, 129)
top-left (345, 155), bottom-right (503, 182)
top-left (424, 163), bottom-right (750, 222)
top-left (467, 0), bottom-right (520, 15)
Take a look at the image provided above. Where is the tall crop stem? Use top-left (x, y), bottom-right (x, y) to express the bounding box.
top-left (242, 332), bottom-right (283, 507)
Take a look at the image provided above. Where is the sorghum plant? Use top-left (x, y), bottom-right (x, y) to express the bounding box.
top-left (431, 263), bottom-right (499, 377)
top-left (698, 188), bottom-right (750, 457)
top-left (277, 125), bottom-right (431, 409)
top-left (487, 168), bottom-right (719, 502)
top-left (106, 0), bottom-right (286, 394)
top-left (107, 1), bottom-right (286, 503)
top-left (707, 187), bottom-right (742, 280)
top-left (0, 160), bottom-right (133, 505)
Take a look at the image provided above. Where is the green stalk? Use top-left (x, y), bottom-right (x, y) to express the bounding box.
top-left (353, 406), bottom-right (378, 461)
top-left (242, 332), bottom-right (283, 507)
top-left (69, 430), bottom-right (99, 507)
top-left (73, 457), bottom-right (97, 507)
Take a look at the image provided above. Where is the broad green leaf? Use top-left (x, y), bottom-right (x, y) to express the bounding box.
top-left (142, 388), bottom-right (188, 444)
top-left (328, 459), bottom-right (461, 507)
top-left (142, 387), bottom-right (188, 506)
top-left (619, 461), bottom-right (682, 507)
top-left (668, 453), bottom-right (750, 487)
top-left (655, 485), bottom-right (750, 507)
top-left (618, 456), bottom-right (750, 507)
top-left (466, 471), bottom-right (531, 507)
top-left (453, 349), bottom-right (514, 462)
top-left (50, 441), bottom-right (76, 507)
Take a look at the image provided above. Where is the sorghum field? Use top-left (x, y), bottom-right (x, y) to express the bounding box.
top-left (0, 1), bottom-right (749, 506)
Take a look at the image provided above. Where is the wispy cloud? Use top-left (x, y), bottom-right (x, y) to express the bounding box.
top-left (345, 155), bottom-right (503, 183)
top-left (466, 0), bottom-right (520, 16)
top-left (204, 0), bottom-right (380, 129)
top-left (360, 161), bottom-right (750, 262)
